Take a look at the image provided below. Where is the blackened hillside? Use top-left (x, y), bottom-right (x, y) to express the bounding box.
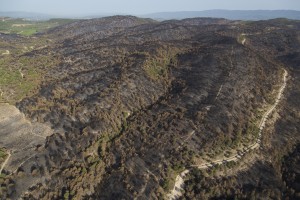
top-left (0, 16), bottom-right (299, 200)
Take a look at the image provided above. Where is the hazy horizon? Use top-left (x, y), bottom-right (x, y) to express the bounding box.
top-left (0, 0), bottom-right (300, 17)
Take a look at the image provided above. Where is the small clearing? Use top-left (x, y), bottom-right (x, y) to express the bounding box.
top-left (0, 103), bottom-right (53, 174)
top-left (12, 24), bottom-right (33, 27)
top-left (242, 38), bottom-right (246, 45)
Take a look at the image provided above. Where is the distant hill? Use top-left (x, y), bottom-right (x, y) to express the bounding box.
top-left (0, 11), bottom-right (54, 20)
top-left (0, 11), bottom-right (134, 20)
top-left (2, 10), bottom-right (299, 21)
top-left (142, 10), bottom-right (300, 20)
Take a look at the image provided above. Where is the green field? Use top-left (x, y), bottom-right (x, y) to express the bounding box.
top-left (0, 17), bottom-right (75, 36)
top-left (0, 17), bottom-right (74, 103)
top-left (0, 53), bottom-right (60, 104)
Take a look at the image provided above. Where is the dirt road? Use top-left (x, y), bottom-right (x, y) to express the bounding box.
top-left (167, 69), bottom-right (288, 200)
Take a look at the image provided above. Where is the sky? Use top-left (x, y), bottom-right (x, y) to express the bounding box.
top-left (0, 0), bottom-right (300, 17)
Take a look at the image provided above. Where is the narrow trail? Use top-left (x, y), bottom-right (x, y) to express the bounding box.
top-left (176, 131), bottom-right (195, 150)
top-left (215, 46), bottom-right (234, 101)
top-left (183, 131), bottom-right (195, 143)
top-left (240, 33), bottom-right (247, 45)
top-left (19, 69), bottom-right (24, 79)
top-left (228, 46), bottom-right (234, 77)
top-left (30, 130), bottom-right (47, 139)
top-left (215, 84), bottom-right (223, 100)
top-left (134, 174), bottom-right (149, 200)
top-left (0, 152), bottom-right (11, 174)
top-left (242, 38), bottom-right (246, 45)
top-left (11, 154), bottom-right (37, 175)
top-left (167, 69), bottom-right (288, 200)
top-left (1, 50), bottom-right (10, 55)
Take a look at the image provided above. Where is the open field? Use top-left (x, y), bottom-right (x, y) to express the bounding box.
top-left (0, 17), bottom-right (75, 36)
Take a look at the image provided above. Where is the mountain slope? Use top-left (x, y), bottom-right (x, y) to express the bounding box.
top-left (0, 16), bottom-right (299, 199)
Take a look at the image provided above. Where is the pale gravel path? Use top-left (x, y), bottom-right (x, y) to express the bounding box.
top-left (167, 69), bottom-right (288, 200)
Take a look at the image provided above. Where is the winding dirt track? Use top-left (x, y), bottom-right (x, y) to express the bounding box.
top-left (167, 69), bottom-right (288, 200)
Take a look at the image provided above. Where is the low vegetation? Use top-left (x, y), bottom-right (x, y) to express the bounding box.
top-left (0, 17), bottom-right (75, 36)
